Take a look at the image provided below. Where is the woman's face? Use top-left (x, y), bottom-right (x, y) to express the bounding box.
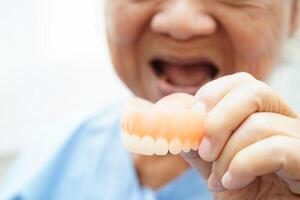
top-left (106, 0), bottom-right (298, 102)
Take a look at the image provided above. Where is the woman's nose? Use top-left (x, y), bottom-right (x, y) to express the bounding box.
top-left (151, 1), bottom-right (217, 40)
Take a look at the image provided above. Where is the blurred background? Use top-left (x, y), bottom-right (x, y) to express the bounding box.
top-left (0, 0), bottom-right (130, 181)
top-left (0, 0), bottom-right (299, 181)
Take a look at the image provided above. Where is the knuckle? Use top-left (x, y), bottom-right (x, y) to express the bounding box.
top-left (253, 81), bottom-right (269, 94)
top-left (243, 113), bottom-right (268, 131)
top-left (240, 81), bottom-right (271, 110)
top-left (243, 80), bottom-right (268, 96)
top-left (268, 136), bottom-right (287, 166)
top-left (235, 113), bottom-right (270, 145)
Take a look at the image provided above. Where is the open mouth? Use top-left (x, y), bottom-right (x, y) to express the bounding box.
top-left (150, 56), bottom-right (219, 95)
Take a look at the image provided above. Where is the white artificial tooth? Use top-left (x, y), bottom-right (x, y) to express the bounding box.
top-left (140, 136), bottom-right (154, 155)
top-left (182, 140), bottom-right (191, 153)
top-left (169, 138), bottom-right (182, 155)
top-left (130, 135), bottom-right (142, 154)
top-left (154, 138), bottom-right (168, 155)
top-left (122, 132), bottom-right (132, 150)
top-left (191, 142), bottom-right (199, 151)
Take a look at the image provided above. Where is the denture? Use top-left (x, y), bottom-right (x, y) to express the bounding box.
top-left (121, 93), bottom-right (206, 155)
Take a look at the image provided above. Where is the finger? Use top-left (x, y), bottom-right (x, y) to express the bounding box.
top-left (209, 113), bottom-right (300, 190)
top-left (198, 80), bottom-right (296, 162)
top-left (194, 72), bottom-right (255, 112)
top-left (187, 72), bottom-right (254, 180)
top-left (181, 151), bottom-right (212, 180)
top-left (221, 135), bottom-right (300, 194)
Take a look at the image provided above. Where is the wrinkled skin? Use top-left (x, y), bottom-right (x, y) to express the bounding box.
top-left (105, 0), bottom-right (300, 199)
top-left (106, 0), bottom-right (298, 102)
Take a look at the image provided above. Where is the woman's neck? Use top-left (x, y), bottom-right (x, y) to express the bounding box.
top-left (134, 154), bottom-right (190, 190)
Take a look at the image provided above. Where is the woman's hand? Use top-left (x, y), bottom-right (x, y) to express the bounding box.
top-left (182, 72), bottom-right (300, 199)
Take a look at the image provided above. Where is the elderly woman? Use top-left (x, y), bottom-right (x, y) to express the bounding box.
top-left (1, 0), bottom-right (300, 199)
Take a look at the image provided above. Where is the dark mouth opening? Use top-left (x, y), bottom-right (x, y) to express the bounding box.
top-left (150, 58), bottom-right (219, 81)
top-left (151, 59), bottom-right (165, 77)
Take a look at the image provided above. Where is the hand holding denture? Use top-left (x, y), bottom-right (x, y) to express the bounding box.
top-left (184, 72), bottom-right (300, 198)
top-left (122, 72), bottom-right (300, 198)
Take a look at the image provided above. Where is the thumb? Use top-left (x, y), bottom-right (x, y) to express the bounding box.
top-left (181, 151), bottom-right (212, 180)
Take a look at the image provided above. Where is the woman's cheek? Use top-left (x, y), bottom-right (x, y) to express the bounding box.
top-left (216, 16), bottom-right (283, 78)
top-left (214, 3), bottom-right (286, 57)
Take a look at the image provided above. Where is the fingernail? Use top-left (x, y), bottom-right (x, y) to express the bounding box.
top-left (221, 171), bottom-right (233, 189)
top-left (192, 101), bottom-right (206, 113)
top-left (198, 137), bottom-right (213, 161)
top-left (222, 171), bottom-right (254, 190)
top-left (208, 173), bottom-right (224, 192)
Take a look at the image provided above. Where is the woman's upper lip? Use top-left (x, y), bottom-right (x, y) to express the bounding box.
top-left (150, 54), bottom-right (217, 67)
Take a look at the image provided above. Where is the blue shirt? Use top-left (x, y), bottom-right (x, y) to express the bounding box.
top-left (0, 101), bottom-right (212, 200)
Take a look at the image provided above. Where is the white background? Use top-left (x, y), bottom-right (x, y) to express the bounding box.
top-left (0, 0), bottom-right (131, 179)
top-left (0, 0), bottom-right (299, 179)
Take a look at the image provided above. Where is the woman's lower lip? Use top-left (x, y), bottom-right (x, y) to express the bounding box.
top-left (156, 77), bottom-right (201, 96)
